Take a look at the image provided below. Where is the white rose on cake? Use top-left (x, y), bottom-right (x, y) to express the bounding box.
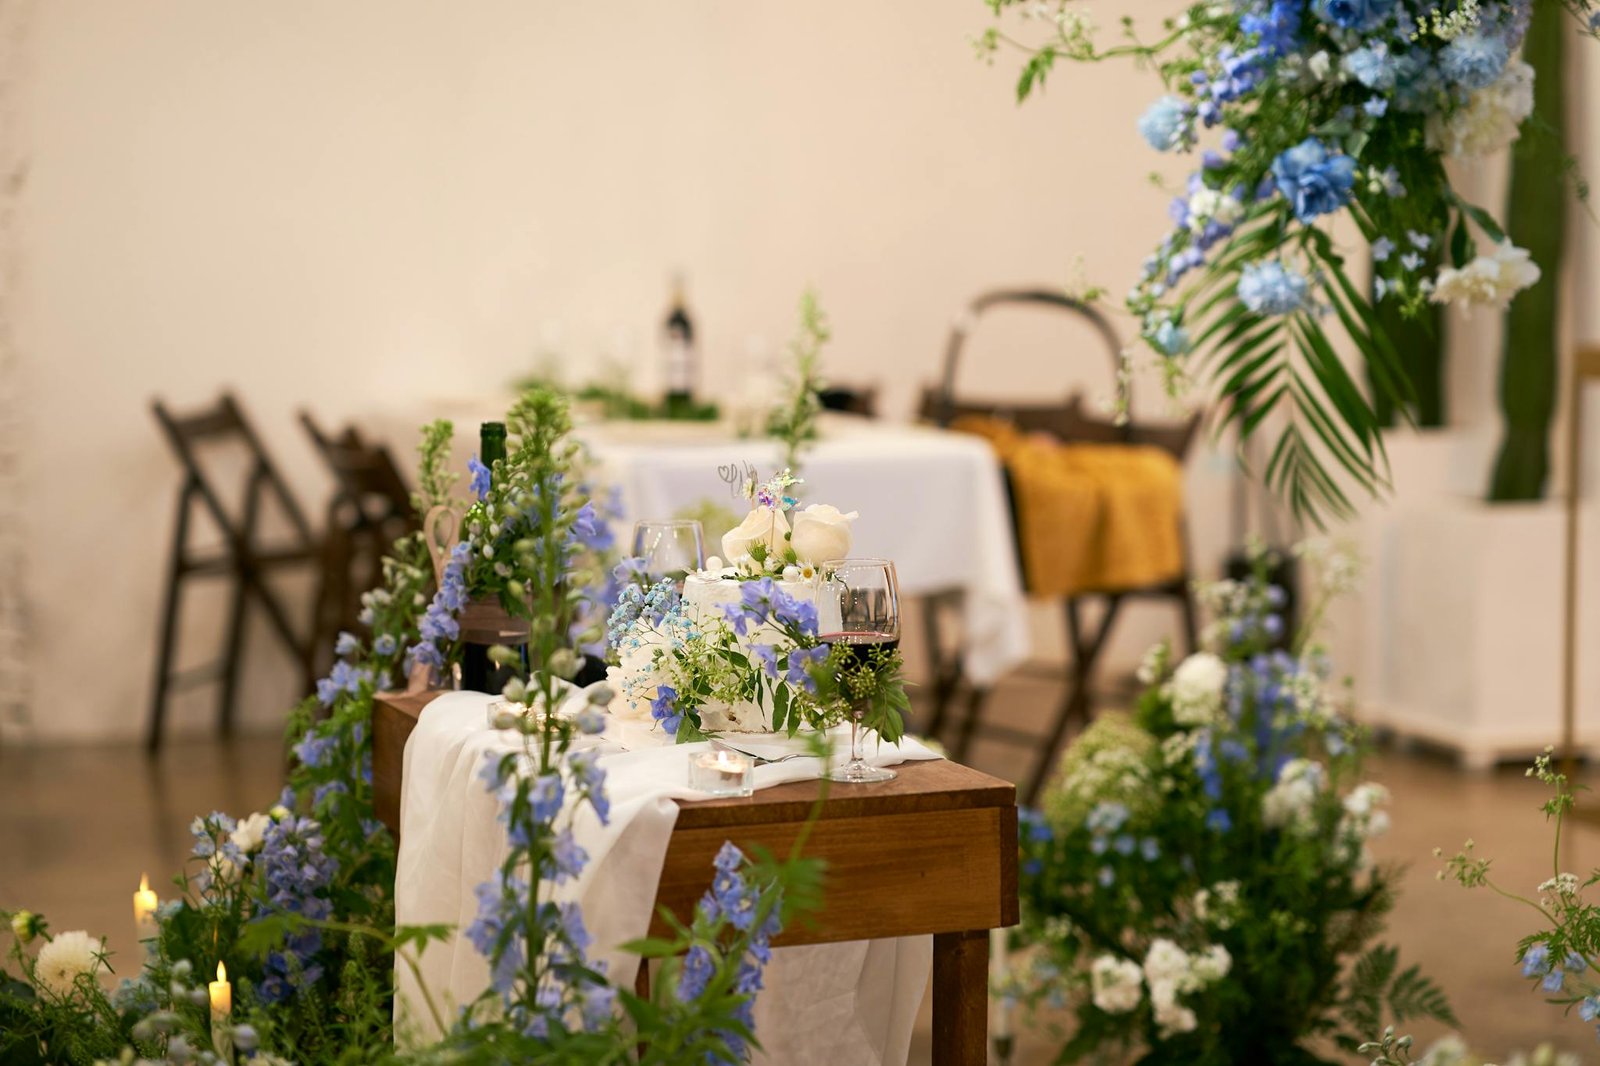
top-left (790, 504), bottom-right (859, 565)
top-left (722, 506), bottom-right (790, 562)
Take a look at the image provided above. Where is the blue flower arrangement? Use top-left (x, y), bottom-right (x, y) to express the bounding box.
top-left (980, 0), bottom-right (1597, 522)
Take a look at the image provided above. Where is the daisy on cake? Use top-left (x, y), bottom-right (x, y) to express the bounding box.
top-left (605, 471), bottom-right (867, 741)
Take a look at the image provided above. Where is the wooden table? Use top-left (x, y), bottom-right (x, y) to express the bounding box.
top-left (372, 691), bottom-right (1019, 1065)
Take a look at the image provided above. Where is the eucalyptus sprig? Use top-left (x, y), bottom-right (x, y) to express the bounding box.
top-left (765, 289), bottom-right (830, 477)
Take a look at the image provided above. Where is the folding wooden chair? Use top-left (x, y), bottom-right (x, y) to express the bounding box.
top-left (919, 288), bottom-right (1202, 805)
top-left (147, 394), bottom-right (319, 752)
top-left (300, 413), bottom-right (415, 679)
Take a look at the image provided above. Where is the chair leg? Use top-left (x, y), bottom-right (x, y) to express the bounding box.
top-left (217, 568), bottom-right (250, 737)
top-left (146, 489), bottom-right (193, 755)
top-left (1025, 595), bottom-right (1124, 806)
top-left (922, 595), bottom-right (958, 741)
top-left (1177, 577), bottom-right (1199, 655)
top-left (950, 685), bottom-right (989, 764)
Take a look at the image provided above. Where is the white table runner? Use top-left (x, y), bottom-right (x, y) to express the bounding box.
top-left (394, 690), bottom-right (943, 1064)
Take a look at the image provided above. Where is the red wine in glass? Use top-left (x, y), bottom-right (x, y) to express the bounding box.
top-left (824, 631), bottom-right (900, 669)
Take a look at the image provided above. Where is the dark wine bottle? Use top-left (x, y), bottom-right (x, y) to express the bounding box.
top-left (460, 422), bottom-right (524, 695)
top-left (662, 274), bottom-right (697, 415)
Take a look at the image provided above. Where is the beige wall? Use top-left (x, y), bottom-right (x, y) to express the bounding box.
top-left (10, 1), bottom-right (1596, 741)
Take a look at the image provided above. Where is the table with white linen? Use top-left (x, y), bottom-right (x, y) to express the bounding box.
top-left (367, 408), bottom-right (1029, 688)
top-left (380, 688), bottom-right (1018, 1065)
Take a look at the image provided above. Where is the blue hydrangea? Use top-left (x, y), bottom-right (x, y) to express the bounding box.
top-left (1312, 0), bottom-right (1394, 30)
top-left (1271, 138), bottom-right (1356, 222)
top-left (1441, 31), bottom-right (1509, 91)
top-left (1239, 0), bottom-right (1301, 55)
top-left (1151, 317), bottom-right (1190, 355)
top-left (1137, 95), bottom-right (1191, 152)
top-left (1342, 44), bottom-right (1396, 89)
top-left (1238, 260), bottom-right (1310, 316)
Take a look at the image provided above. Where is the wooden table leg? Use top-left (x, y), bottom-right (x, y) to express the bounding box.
top-left (933, 929), bottom-right (989, 1066)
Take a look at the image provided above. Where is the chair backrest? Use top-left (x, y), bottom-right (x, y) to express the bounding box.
top-left (299, 412), bottom-right (414, 532)
top-left (152, 392), bottom-right (315, 550)
top-left (921, 288), bottom-right (1200, 461)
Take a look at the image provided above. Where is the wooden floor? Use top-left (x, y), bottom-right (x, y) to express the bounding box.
top-left (1, 671), bottom-right (1594, 1062)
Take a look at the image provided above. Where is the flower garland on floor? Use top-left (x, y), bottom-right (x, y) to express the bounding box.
top-left (1009, 542), bottom-right (1453, 1063)
top-left (979, 0), bottom-right (1597, 523)
top-left (0, 386), bottom-right (820, 1065)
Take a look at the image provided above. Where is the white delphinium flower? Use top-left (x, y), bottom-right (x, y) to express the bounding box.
top-left (1166, 652), bottom-right (1229, 725)
top-left (230, 811), bottom-right (273, 855)
top-left (34, 931), bottom-right (104, 996)
top-left (1090, 955), bottom-right (1145, 1014)
top-left (1430, 241), bottom-right (1541, 311)
top-left (1427, 60), bottom-right (1533, 157)
top-left (1262, 759), bottom-right (1325, 832)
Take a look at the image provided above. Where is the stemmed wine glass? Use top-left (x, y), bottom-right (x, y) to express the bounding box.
top-left (817, 558), bottom-right (901, 784)
top-left (631, 519), bottom-right (706, 585)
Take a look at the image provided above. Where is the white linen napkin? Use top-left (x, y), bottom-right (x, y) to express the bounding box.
top-left (395, 690), bottom-right (942, 1065)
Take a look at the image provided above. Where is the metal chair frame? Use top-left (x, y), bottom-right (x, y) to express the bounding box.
top-left (147, 394), bottom-right (318, 752)
top-left (920, 288), bottom-right (1202, 804)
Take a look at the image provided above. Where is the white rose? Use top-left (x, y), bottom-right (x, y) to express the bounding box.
top-left (1167, 652), bottom-right (1228, 725)
top-left (721, 506), bottom-right (790, 562)
top-left (230, 812), bottom-right (273, 854)
top-left (35, 930), bottom-right (104, 997)
top-left (1426, 60), bottom-right (1533, 158)
top-left (789, 504), bottom-right (859, 565)
top-left (1089, 955), bottom-right (1144, 1014)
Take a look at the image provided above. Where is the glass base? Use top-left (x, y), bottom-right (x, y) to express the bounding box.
top-left (828, 760), bottom-right (898, 784)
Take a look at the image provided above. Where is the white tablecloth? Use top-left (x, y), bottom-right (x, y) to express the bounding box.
top-left (368, 407), bottom-right (1030, 687)
top-left (395, 690), bottom-right (943, 1063)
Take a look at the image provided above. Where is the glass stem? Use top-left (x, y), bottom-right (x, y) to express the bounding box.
top-left (851, 700), bottom-right (866, 764)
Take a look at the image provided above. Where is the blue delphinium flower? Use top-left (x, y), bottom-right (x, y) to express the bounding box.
top-left (334, 631), bottom-right (361, 658)
top-left (551, 828), bottom-right (588, 883)
top-left (294, 731), bottom-right (337, 769)
top-left (1581, 995), bottom-right (1600, 1022)
top-left (1441, 31), bottom-right (1510, 91)
top-left (466, 872), bottom-right (529, 998)
top-left (569, 500), bottom-right (615, 552)
top-left (1363, 97), bottom-right (1388, 117)
top-left (1240, 0), bottom-right (1301, 55)
top-left (1238, 260), bottom-right (1310, 316)
top-left (1138, 95), bottom-right (1191, 151)
top-left (1372, 236), bottom-right (1395, 262)
top-left (468, 454), bottom-right (492, 501)
top-left (253, 814), bottom-right (339, 1003)
top-left (784, 643), bottom-right (830, 692)
top-left (1520, 942), bottom-right (1550, 977)
top-left (1151, 317), bottom-right (1190, 355)
top-left (1312, 0), bottom-right (1394, 30)
top-left (1271, 138), bottom-right (1356, 222)
top-left (1206, 808), bottom-right (1234, 832)
top-left (373, 633), bottom-right (397, 656)
top-left (530, 772), bottom-right (565, 823)
top-left (569, 749), bottom-right (610, 825)
top-left (651, 684), bottom-right (683, 735)
top-left (676, 943), bottom-right (716, 1002)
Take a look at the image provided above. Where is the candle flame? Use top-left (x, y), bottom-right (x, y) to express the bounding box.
top-left (138, 873), bottom-right (149, 893)
top-left (216, 961), bottom-right (226, 983)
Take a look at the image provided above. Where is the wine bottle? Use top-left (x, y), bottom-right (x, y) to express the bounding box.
top-left (662, 274), bottom-right (697, 415)
top-left (460, 422), bottom-right (525, 695)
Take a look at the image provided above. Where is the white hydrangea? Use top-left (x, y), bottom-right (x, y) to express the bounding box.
top-left (1262, 758), bottom-right (1325, 832)
top-left (1149, 981), bottom-right (1199, 1036)
top-left (1166, 652), bottom-right (1229, 726)
top-left (1430, 240), bottom-right (1542, 311)
top-left (1090, 954), bottom-right (1145, 1014)
top-left (1426, 60), bottom-right (1533, 158)
top-left (34, 930), bottom-right (104, 997)
top-left (230, 811), bottom-right (273, 854)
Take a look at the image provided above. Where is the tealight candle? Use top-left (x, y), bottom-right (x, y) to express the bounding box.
top-left (133, 874), bottom-right (159, 963)
top-left (209, 961), bottom-right (232, 1024)
top-left (689, 749), bottom-right (755, 797)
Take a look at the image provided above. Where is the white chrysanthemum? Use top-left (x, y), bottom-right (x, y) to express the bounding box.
top-left (1427, 60), bottom-right (1533, 158)
top-left (1089, 955), bottom-right (1144, 1014)
top-left (1430, 240), bottom-right (1541, 311)
top-left (1262, 758), bottom-right (1325, 832)
top-left (35, 930), bottom-right (103, 996)
top-left (1167, 652), bottom-right (1229, 725)
top-left (230, 812), bottom-right (273, 854)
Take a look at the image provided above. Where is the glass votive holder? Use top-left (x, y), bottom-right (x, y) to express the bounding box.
top-left (689, 749), bottom-right (755, 797)
top-left (487, 699), bottom-right (531, 730)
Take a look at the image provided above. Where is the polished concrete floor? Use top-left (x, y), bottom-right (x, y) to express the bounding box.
top-left (2, 672), bottom-right (1596, 1062)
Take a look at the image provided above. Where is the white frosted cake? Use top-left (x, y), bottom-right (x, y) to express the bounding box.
top-left (680, 568), bottom-right (821, 732)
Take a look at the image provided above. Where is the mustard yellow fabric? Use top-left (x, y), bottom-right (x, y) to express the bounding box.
top-left (953, 416), bottom-right (1186, 598)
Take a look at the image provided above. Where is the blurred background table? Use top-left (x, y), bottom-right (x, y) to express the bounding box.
top-left (368, 408), bottom-right (1030, 688)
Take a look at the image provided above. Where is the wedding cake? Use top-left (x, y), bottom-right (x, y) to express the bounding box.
top-left (606, 474), bottom-right (857, 736)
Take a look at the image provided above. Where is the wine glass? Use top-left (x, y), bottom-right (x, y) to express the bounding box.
top-left (630, 519), bottom-right (706, 585)
top-left (817, 558), bottom-right (901, 784)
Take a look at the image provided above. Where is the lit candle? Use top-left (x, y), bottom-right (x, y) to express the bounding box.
top-left (209, 961), bottom-right (232, 1023)
top-left (133, 874), bottom-right (158, 963)
top-left (688, 749), bottom-right (755, 797)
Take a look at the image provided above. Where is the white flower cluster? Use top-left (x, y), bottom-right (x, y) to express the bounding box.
top-left (1193, 880), bottom-right (1241, 930)
top-left (33, 929), bottom-right (104, 997)
top-left (1262, 758), bottom-right (1325, 833)
top-left (1294, 537), bottom-right (1362, 598)
top-left (1336, 782), bottom-right (1391, 870)
top-left (1089, 938), bottom-right (1232, 1032)
top-left (1426, 60), bottom-right (1533, 158)
top-left (1165, 652), bottom-right (1229, 726)
top-left (1430, 240), bottom-right (1542, 311)
top-left (1538, 872), bottom-right (1581, 908)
